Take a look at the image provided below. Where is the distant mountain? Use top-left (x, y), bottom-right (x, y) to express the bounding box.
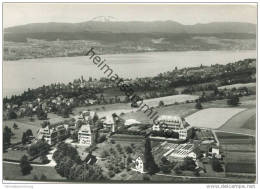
top-left (4, 21), bottom-right (256, 34)
top-left (3, 20), bottom-right (256, 60)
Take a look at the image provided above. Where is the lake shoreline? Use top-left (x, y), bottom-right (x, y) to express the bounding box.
top-left (3, 50), bottom-right (256, 97)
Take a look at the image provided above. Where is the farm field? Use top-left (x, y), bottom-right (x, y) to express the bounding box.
top-left (218, 108), bottom-right (256, 136)
top-left (225, 162), bottom-right (256, 174)
top-left (121, 102), bottom-right (198, 123)
top-left (216, 132), bottom-right (255, 144)
top-left (73, 94), bottom-right (199, 119)
top-left (141, 94), bottom-right (199, 107)
top-left (242, 114), bottom-right (256, 130)
top-left (3, 163), bottom-right (65, 181)
top-left (185, 108), bottom-right (246, 129)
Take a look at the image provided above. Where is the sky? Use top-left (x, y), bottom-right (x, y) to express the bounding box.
top-left (3, 3), bottom-right (257, 28)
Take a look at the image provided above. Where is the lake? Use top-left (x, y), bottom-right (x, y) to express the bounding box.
top-left (3, 50), bottom-right (256, 97)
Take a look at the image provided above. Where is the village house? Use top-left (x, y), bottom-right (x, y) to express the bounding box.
top-left (152, 115), bottom-right (193, 140)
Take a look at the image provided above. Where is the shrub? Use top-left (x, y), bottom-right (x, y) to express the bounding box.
top-left (227, 96), bottom-right (239, 106)
top-left (97, 134), bottom-right (106, 143)
top-left (100, 150), bottom-right (109, 158)
top-left (108, 171), bottom-right (115, 178)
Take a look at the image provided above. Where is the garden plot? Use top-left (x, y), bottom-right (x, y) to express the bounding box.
top-left (185, 108), bottom-right (246, 129)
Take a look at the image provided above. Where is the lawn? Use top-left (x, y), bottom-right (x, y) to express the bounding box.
top-left (185, 108), bottom-right (246, 129)
top-left (3, 163), bottom-right (65, 181)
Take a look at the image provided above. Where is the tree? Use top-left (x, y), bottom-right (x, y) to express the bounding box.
top-left (3, 126), bottom-right (12, 147)
top-left (13, 123), bottom-right (18, 129)
top-left (26, 129), bottom-right (33, 137)
top-left (71, 131), bottom-right (78, 142)
top-left (144, 137), bottom-right (159, 174)
top-left (7, 109), bottom-right (17, 119)
top-left (41, 121), bottom-right (50, 128)
top-left (124, 146), bottom-right (133, 154)
top-left (20, 155), bottom-right (32, 175)
top-left (97, 134), bottom-right (106, 143)
top-left (158, 100), bottom-right (165, 107)
top-left (40, 155), bottom-right (50, 164)
top-left (33, 175), bottom-right (38, 180)
top-left (181, 157), bottom-right (196, 171)
top-left (37, 109), bottom-right (48, 120)
top-left (116, 144), bottom-right (123, 154)
top-left (159, 157), bottom-right (173, 173)
top-left (40, 174), bottom-right (47, 180)
top-left (22, 132), bottom-right (28, 145)
top-left (142, 174), bottom-right (151, 181)
top-left (174, 167), bottom-right (182, 175)
top-left (227, 96), bottom-right (239, 106)
top-left (108, 170), bottom-right (115, 178)
top-left (211, 157), bottom-right (223, 172)
top-left (195, 100), bottom-right (203, 109)
top-left (100, 150), bottom-right (109, 158)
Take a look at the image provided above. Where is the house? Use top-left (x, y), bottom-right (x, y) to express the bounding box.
top-left (187, 152), bottom-right (197, 160)
top-left (152, 115), bottom-right (193, 140)
top-left (37, 124), bottom-right (69, 145)
top-left (78, 124), bottom-right (94, 146)
top-left (125, 119), bottom-right (141, 126)
top-left (102, 115), bottom-right (115, 132)
top-left (195, 161), bottom-right (206, 173)
top-left (132, 153), bottom-right (145, 173)
top-left (102, 113), bottom-right (125, 132)
top-left (81, 111), bottom-right (97, 122)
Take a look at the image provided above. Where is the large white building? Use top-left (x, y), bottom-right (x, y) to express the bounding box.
top-left (152, 115), bottom-right (193, 140)
top-left (78, 124), bottom-right (94, 146)
top-left (37, 124), bottom-right (69, 145)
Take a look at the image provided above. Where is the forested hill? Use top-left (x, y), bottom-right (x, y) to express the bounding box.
top-left (4, 21), bottom-right (256, 34)
top-left (3, 21), bottom-right (256, 60)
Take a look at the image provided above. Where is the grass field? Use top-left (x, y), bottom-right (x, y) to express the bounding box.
top-left (216, 132), bottom-right (255, 145)
top-left (242, 114), bottom-right (256, 130)
top-left (3, 163), bottom-right (65, 181)
top-left (141, 94), bottom-right (199, 107)
top-left (224, 151), bottom-right (256, 164)
top-left (218, 82), bottom-right (256, 90)
top-left (185, 108), bottom-right (246, 129)
top-left (218, 108), bottom-right (256, 136)
top-left (225, 163), bottom-right (256, 174)
top-left (121, 102), bottom-right (199, 123)
top-left (3, 113), bottom-right (68, 144)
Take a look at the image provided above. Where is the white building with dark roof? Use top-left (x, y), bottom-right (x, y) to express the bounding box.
top-left (152, 115), bottom-right (193, 140)
top-left (78, 124), bottom-right (94, 146)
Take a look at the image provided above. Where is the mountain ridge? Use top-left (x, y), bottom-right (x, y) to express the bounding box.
top-left (4, 21), bottom-right (256, 34)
